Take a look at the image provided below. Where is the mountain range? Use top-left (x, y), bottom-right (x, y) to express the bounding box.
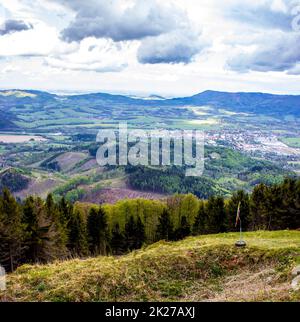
top-left (0, 89), bottom-right (300, 132)
top-left (1, 89), bottom-right (300, 112)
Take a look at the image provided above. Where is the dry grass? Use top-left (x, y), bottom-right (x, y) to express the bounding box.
top-left (1, 231), bottom-right (300, 302)
top-left (54, 152), bottom-right (89, 173)
top-left (82, 188), bottom-right (167, 204)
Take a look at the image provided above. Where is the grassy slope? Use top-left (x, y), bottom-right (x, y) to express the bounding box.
top-left (1, 231), bottom-right (300, 302)
top-left (281, 137), bottom-right (300, 148)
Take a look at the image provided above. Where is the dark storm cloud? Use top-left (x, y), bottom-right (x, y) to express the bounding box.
top-left (0, 19), bottom-right (33, 35)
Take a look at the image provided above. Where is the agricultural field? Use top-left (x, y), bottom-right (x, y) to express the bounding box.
top-left (281, 137), bottom-right (300, 148)
top-left (0, 134), bottom-right (46, 143)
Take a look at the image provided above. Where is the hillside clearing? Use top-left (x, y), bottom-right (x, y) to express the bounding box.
top-left (81, 188), bottom-right (167, 204)
top-left (53, 152), bottom-right (89, 173)
top-left (15, 177), bottom-right (64, 199)
top-left (1, 231), bottom-right (300, 302)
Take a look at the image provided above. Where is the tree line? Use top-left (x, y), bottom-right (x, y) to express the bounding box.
top-left (1, 178), bottom-right (300, 272)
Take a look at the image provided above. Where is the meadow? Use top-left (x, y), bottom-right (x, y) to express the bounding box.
top-left (2, 230), bottom-right (300, 302)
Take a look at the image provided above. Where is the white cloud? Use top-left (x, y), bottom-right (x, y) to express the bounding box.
top-left (219, 0), bottom-right (296, 30)
top-left (56, 0), bottom-right (190, 42)
top-left (227, 31), bottom-right (300, 73)
top-left (0, 24), bottom-right (54, 57)
top-left (53, 0), bottom-right (208, 64)
top-left (137, 29), bottom-right (207, 64)
top-left (45, 38), bottom-right (135, 72)
top-left (220, 0), bottom-right (300, 74)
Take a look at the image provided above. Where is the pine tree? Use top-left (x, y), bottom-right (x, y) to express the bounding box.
top-left (250, 184), bottom-right (270, 230)
top-left (111, 223), bottom-right (126, 255)
top-left (135, 216), bottom-right (145, 249)
top-left (156, 209), bottom-right (173, 241)
top-left (280, 178), bottom-right (300, 230)
top-left (87, 207), bottom-right (109, 255)
top-left (68, 210), bottom-right (88, 257)
top-left (0, 188), bottom-right (24, 271)
top-left (173, 216), bottom-right (191, 241)
top-left (22, 196), bottom-right (40, 263)
top-left (124, 216), bottom-right (136, 251)
top-left (58, 197), bottom-right (73, 234)
top-left (206, 196), bottom-right (227, 233)
top-left (193, 201), bottom-right (207, 235)
top-left (264, 184), bottom-right (282, 230)
top-left (44, 194), bottom-right (68, 258)
top-left (23, 196), bottom-right (66, 263)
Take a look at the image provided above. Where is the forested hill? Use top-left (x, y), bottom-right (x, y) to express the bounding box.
top-left (170, 90), bottom-right (300, 115)
top-left (0, 90), bottom-right (300, 122)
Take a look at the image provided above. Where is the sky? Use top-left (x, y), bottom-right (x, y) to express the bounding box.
top-left (0, 0), bottom-right (300, 97)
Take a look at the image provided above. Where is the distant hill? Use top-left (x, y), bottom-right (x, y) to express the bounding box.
top-left (0, 168), bottom-right (30, 192)
top-left (1, 88), bottom-right (300, 114)
top-left (0, 89), bottom-right (300, 132)
top-left (170, 90), bottom-right (300, 115)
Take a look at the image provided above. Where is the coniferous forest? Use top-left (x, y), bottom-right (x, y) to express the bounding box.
top-left (1, 177), bottom-right (300, 273)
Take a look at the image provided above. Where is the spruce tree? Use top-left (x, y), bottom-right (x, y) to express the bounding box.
top-left (173, 216), bottom-right (191, 240)
top-left (250, 184), bottom-right (270, 230)
top-left (135, 216), bottom-right (145, 249)
top-left (22, 196), bottom-right (40, 263)
top-left (87, 207), bottom-right (109, 255)
top-left (58, 197), bottom-right (73, 235)
top-left (156, 209), bottom-right (173, 241)
top-left (111, 223), bottom-right (126, 255)
top-left (193, 201), bottom-right (207, 235)
top-left (280, 178), bottom-right (300, 230)
top-left (0, 188), bottom-right (24, 271)
top-left (124, 216), bottom-right (136, 251)
top-left (24, 196), bottom-right (66, 263)
top-left (68, 210), bottom-right (88, 257)
top-left (206, 196), bottom-right (227, 233)
top-left (44, 194), bottom-right (68, 259)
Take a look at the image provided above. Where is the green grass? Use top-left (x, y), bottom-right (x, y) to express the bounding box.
top-left (15, 118), bottom-right (96, 129)
top-left (169, 119), bottom-right (223, 130)
top-left (281, 137), bottom-right (300, 148)
top-left (1, 231), bottom-right (300, 302)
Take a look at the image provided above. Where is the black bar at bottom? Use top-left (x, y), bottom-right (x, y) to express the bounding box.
top-left (0, 302), bottom-right (298, 320)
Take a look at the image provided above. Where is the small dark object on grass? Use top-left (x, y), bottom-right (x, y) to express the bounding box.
top-left (235, 240), bottom-right (247, 247)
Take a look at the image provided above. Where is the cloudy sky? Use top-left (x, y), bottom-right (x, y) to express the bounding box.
top-left (0, 0), bottom-right (300, 96)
